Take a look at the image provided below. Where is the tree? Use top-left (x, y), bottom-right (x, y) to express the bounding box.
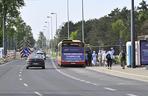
top-left (57, 21), bottom-right (75, 42)
top-left (137, 0), bottom-right (148, 35)
top-left (112, 19), bottom-right (127, 50)
top-left (0, 0), bottom-right (25, 55)
top-left (70, 30), bottom-right (78, 40)
top-left (36, 32), bottom-right (46, 49)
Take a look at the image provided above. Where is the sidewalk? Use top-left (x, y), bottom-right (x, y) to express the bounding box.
top-left (86, 65), bottom-right (148, 82)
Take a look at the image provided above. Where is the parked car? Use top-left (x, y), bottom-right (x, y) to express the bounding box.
top-left (26, 53), bottom-right (45, 69)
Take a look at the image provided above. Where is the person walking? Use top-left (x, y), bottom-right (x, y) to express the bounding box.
top-left (92, 51), bottom-right (97, 66)
top-left (97, 50), bottom-right (102, 66)
top-left (102, 50), bottom-right (107, 66)
top-left (85, 52), bottom-right (88, 66)
top-left (119, 50), bottom-right (126, 69)
top-left (106, 49), bottom-right (113, 69)
top-left (87, 51), bottom-right (92, 66)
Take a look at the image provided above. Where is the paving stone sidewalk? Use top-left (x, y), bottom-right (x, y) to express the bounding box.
top-left (87, 65), bottom-right (148, 82)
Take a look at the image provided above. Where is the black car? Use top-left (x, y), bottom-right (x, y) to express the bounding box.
top-left (26, 53), bottom-right (45, 69)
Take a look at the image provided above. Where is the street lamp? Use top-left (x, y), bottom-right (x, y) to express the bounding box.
top-left (131, 0), bottom-right (136, 68)
top-left (47, 16), bottom-right (53, 40)
top-left (82, 0), bottom-right (84, 43)
top-left (67, 0), bottom-right (70, 39)
top-left (47, 16), bottom-right (53, 54)
top-left (51, 12), bottom-right (58, 54)
top-left (51, 13), bottom-right (57, 34)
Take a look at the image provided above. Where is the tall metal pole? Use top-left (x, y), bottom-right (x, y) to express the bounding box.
top-left (67, 0), bottom-right (70, 39)
top-left (131, 0), bottom-right (136, 68)
top-left (82, 0), bottom-right (84, 42)
top-left (51, 13), bottom-right (58, 54)
top-left (51, 13), bottom-right (57, 35)
top-left (47, 16), bottom-right (53, 54)
top-left (2, 2), bottom-right (7, 57)
top-left (50, 17), bottom-right (53, 54)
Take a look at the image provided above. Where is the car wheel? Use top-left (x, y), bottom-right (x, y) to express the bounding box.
top-left (26, 67), bottom-right (29, 69)
top-left (42, 66), bottom-right (45, 69)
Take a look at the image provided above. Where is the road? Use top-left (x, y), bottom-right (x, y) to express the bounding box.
top-left (0, 58), bottom-right (148, 96)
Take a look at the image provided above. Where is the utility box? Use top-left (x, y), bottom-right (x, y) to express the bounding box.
top-left (126, 42), bottom-right (132, 67)
top-left (126, 41), bottom-right (140, 67)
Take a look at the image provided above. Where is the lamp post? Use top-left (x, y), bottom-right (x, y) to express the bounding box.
top-left (131, 0), bottom-right (136, 68)
top-left (82, 0), bottom-right (84, 43)
top-left (47, 16), bottom-right (53, 54)
top-left (51, 12), bottom-right (58, 55)
top-left (51, 13), bottom-right (57, 34)
top-left (67, 0), bottom-right (70, 39)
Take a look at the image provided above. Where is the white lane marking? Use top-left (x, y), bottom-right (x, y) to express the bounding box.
top-left (52, 60), bottom-right (98, 86)
top-left (118, 83), bottom-right (126, 85)
top-left (34, 91), bottom-right (42, 96)
top-left (19, 74), bottom-right (22, 77)
top-left (104, 87), bottom-right (117, 91)
top-left (19, 72), bottom-right (22, 74)
top-left (24, 83), bottom-right (28, 87)
top-left (127, 94), bottom-right (138, 96)
top-left (19, 78), bottom-right (22, 81)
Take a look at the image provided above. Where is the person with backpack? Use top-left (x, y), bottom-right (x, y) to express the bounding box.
top-left (87, 51), bottom-right (92, 66)
top-left (119, 50), bottom-right (126, 69)
top-left (106, 50), bottom-right (113, 69)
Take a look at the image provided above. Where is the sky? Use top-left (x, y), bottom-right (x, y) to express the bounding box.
top-left (20, 0), bottom-right (145, 40)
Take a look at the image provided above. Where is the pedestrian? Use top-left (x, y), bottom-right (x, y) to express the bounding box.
top-left (87, 51), bottom-right (92, 66)
top-left (106, 49), bottom-right (113, 69)
top-left (119, 50), bottom-right (126, 69)
top-left (111, 47), bottom-right (115, 64)
top-left (98, 50), bottom-right (102, 66)
top-left (102, 50), bottom-right (107, 66)
top-left (85, 52), bottom-right (88, 66)
top-left (92, 51), bottom-right (97, 66)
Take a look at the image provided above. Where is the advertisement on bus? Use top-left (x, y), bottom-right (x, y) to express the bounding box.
top-left (62, 47), bottom-right (85, 62)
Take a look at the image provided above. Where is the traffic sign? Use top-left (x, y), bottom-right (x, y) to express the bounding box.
top-left (20, 47), bottom-right (31, 57)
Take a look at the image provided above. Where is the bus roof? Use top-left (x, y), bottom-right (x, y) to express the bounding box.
top-left (63, 39), bottom-right (81, 42)
top-left (59, 39), bottom-right (82, 44)
top-left (58, 39), bottom-right (83, 46)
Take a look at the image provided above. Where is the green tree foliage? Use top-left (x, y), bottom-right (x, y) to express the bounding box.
top-left (70, 30), bottom-right (78, 40)
top-left (36, 32), bottom-right (46, 49)
top-left (57, 21), bottom-right (75, 42)
top-left (137, 0), bottom-right (148, 35)
top-left (0, 0), bottom-right (35, 50)
top-left (112, 19), bottom-right (128, 44)
top-left (55, 0), bottom-right (148, 48)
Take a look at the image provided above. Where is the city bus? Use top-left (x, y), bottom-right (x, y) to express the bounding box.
top-left (57, 39), bottom-right (85, 67)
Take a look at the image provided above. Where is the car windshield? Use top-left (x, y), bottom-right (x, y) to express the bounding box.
top-left (1, 0), bottom-right (147, 96)
top-left (28, 53), bottom-right (44, 59)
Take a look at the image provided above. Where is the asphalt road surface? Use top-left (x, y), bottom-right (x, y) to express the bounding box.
top-left (0, 57), bottom-right (148, 96)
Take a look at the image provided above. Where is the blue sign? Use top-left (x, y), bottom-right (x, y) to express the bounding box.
top-left (20, 47), bottom-right (31, 57)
